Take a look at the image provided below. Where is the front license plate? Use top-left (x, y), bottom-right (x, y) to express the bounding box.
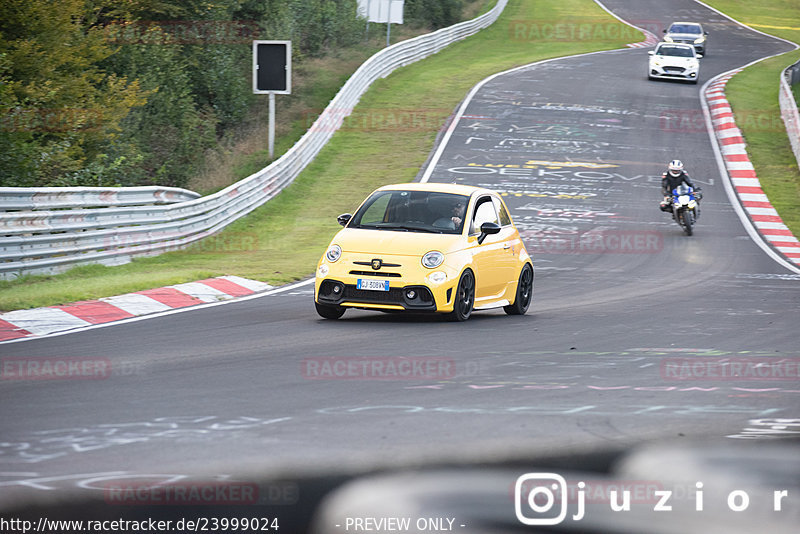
top-left (357, 279), bottom-right (390, 291)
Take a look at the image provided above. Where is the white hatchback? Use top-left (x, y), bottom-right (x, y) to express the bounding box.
top-left (648, 43), bottom-right (700, 84)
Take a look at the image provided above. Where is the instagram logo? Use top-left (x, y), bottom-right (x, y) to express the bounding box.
top-left (514, 473), bottom-right (569, 525)
top-left (514, 473), bottom-right (793, 524)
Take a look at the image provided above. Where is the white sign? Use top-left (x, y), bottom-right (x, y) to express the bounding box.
top-left (358, 0), bottom-right (404, 24)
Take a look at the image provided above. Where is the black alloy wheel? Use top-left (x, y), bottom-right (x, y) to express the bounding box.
top-left (504, 263), bottom-right (533, 316)
top-left (448, 270), bottom-right (475, 322)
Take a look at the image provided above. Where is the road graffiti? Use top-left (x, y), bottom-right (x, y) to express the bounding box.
top-left (447, 165), bottom-right (663, 185)
top-left (316, 405), bottom-right (785, 417)
top-left (461, 122), bottom-right (597, 138)
top-left (735, 273), bottom-right (800, 281)
top-left (726, 418), bottom-right (800, 440)
top-left (515, 205), bottom-right (626, 223)
top-left (457, 160), bottom-right (619, 170)
top-left (476, 182), bottom-right (616, 198)
top-left (474, 101), bottom-right (639, 116)
top-left (487, 349), bottom-right (798, 357)
top-left (0, 471), bottom-right (299, 505)
top-left (450, 139), bottom-right (628, 155)
top-left (399, 383), bottom-right (800, 395)
top-left (501, 191), bottom-right (598, 199)
top-left (0, 416), bottom-right (291, 464)
top-left (516, 222), bottom-right (580, 240)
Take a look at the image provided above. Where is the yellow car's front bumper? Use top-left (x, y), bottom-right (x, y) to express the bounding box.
top-left (314, 252), bottom-right (465, 313)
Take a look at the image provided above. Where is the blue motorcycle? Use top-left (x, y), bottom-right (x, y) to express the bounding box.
top-left (671, 184), bottom-right (701, 236)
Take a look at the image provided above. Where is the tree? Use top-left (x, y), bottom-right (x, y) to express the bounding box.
top-left (0, 0), bottom-right (148, 186)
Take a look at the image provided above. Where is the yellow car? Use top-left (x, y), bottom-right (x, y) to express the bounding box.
top-left (314, 183), bottom-right (533, 321)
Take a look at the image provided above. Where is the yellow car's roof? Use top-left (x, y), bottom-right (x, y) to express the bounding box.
top-left (375, 182), bottom-right (496, 197)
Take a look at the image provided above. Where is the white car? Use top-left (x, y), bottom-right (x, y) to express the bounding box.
top-left (663, 21), bottom-right (707, 56)
top-left (648, 43), bottom-right (700, 84)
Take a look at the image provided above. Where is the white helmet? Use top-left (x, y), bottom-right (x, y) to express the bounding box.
top-left (668, 159), bottom-right (684, 177)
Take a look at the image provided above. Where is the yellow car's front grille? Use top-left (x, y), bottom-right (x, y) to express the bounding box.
top-left (352, 261), bottom-right (402, 268)
top-left (349, 270), bottom-right (402, 278)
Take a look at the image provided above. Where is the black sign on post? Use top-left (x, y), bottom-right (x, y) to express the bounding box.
top-left (253, 40), bottom-right (291, 94)
top-left (253, 40), bottom-right (291, 159)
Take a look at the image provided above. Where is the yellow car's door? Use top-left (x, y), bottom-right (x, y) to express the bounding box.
top-left (468, 196), bottom-right (514, 304)
top-left (493, 195), bottom-right (528, 300)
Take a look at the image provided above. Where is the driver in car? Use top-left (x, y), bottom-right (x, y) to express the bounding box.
top-left (434, 199), bottom-right (466, 230)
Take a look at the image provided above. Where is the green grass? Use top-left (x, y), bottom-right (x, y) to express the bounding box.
top-left (0, 0), bottom-right (641, 311)
top-left (704, 0), bottom-right (800, 238)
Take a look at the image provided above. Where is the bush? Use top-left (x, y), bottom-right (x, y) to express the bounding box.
top-left (0, 0), bottom-right (463, 189)
top-left (404, 0), bottom-right (464, 28)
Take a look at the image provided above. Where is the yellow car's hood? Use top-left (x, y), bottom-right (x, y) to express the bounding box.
top-left (334, 228), bottom-right (466, 256)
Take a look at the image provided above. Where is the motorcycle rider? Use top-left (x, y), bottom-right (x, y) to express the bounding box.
top-left (660, 159), bottom-right (700, 212)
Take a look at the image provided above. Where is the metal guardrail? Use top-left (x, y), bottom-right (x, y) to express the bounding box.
top-left (0, 186), bottom-right (200, 211)
top-left (779, 60), bottom-right (800, 170)
top-left (0, 0), bottom-right (508, 279)
top-left (786, 60), bottom-right (800, 85)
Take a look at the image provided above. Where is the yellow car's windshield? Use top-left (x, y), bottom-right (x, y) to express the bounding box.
top-left (349, 190), bottom-right (469, 234)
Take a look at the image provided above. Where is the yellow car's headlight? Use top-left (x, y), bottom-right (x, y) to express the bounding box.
top-left (318, 264), bottom-right (329, 277)
top-left (421, 250), bottom-right (444, 269)
top-left (325, 244), bottom-right (342, 262)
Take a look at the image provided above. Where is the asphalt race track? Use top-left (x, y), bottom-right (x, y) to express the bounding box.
top-left (2, 0), bottom-right (799, 532)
